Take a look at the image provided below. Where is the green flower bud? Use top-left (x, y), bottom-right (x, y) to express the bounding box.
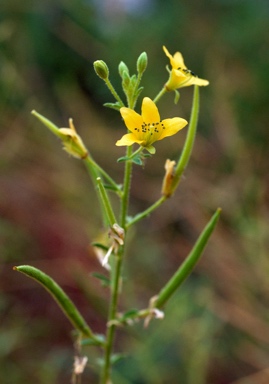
top-left (130, 74), bottom-right (137, 87)
top-left (118, 61), bottom-right (129, 78)
top-left (136, 52), bottom-right (148, 75)
top-left (122, 70), bottom-right (130, 89)
top-left (93, 60), bottom-right (109, 80)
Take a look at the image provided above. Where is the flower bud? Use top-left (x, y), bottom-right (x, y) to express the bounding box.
top-left (59, 119), bottom-right (88, 159)
top-left (118, 61), bottom-right (129, 78)
top-left (136, 52), bottom-right (148, 75)
top-left (121, 70), bottom-right (131, 89)
top-left (161, 159), bottom-right (176, 197)
top-left (93, 60), bottom-right (109, 80)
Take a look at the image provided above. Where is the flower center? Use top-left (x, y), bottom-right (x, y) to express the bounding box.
top-left (178, 67), bottom-right (197, 77)
top-left (134, 121), bottom-right (165, 145)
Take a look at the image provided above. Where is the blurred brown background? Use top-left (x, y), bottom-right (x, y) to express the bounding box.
top-left (1, 0), bottom-right (269, 383)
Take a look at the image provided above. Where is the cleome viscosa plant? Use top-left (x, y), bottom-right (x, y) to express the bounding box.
top-left (14, 46), bottom-right (219, 384)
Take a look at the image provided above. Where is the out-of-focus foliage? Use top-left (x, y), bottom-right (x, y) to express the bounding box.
top-left (1, 0), bottom-right (269, 383)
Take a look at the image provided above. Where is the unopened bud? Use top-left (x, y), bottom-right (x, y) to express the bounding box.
top-left (161, 159), bottom-right (176, 197)
top-left (118, 61), bottom-right (129, 78)
top-left (136, 52), bottom-right (148, 75)
top-left (122, 70), bottom-right (131, 89)
top-left (93, 60), bottom-right (109, 80)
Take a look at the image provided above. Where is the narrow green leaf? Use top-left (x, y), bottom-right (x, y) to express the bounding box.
top-left (103, 102), bottom-right (122, 111)
top-left (13, 265), bottom-right (99, 341)
top-left (91, 272), bottom-right (110, 287)
top-left (123, 309), bottom-right (139, 317)
top-left (154, 208), bottom-right (221, 309)
top-left (117, 156), bottom-right (129, 163)
top-left (111, 353), bottom-right (125, 365)
top-left (134, 86), bottom-right (144, 99)
top-left (91, 242), bottom-right (109, 251)
top-left (103, 183), bottom-right (122, 192)
top-left (81, 334), bottom-right (106, 346)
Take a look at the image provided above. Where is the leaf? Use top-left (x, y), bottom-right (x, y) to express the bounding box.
top-left (135, 86), bottom-right (144, 99)
top-left (132, 156), bottom-right (143, 165)
top-left (144, 145), bottom-right (156, 154)
top-left (81, 334), bottom-right (105, 346)
top-left (91, 242), bottom-right (108, 251)
top-left (122, 309), bottom-right (139, 320)
top-left (111, 353), bottom-right (125, 365)
top-left (117, 156), bottom-right (130, 163)
top-left (103, 183), bottom-right (122, 192)
top-left (91, 272), bottom-right (110, 287)
top-left (103, 102), bottom-right (122, 111)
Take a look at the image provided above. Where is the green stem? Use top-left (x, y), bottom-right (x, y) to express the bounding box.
top-left (119, 91), bottom-right (137, 228)
top-left (84, 156), bottom-right (122, 194)
top-left (101, 83), bottom-right (143, 381)
top-left (171, 85), bottom-right (199, 194)
top-left (96, 178), bottom-right (117, 227)
top-left (104, 78), bottom-right (125, 107)
top-left (83, 155), bottom-right (111, 226)
top-left (153, 87), bottom-right (167, 104)
top-left (120, 146), bottom-right (133, 228)
top-left (100, 247), bottom-right (123, 384)
top-left (101, 144), bottom-right (133, 383)
top-left (125, 146), bottom-right (144, 162)
top-left (126, 196), bottom-right (167, 229)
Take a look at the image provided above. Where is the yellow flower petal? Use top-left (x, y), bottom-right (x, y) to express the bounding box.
top-left (167, 69), bottom-right (209, 90)
top-left (173, 51), bottom-right (185, 68)
top-left (160, 117), bottom-right (188, 140)
top-left (185, 76), bottom-right (209, 87)
top-left (116, 133), bottom-right (143, 146)
top-left (163, 46), bottom-right (173, 63)
top-left (120, 108), bottom-right (143, 132)
top-left (163, 46), bottom-right (185, 69)
top-left (141, 97), bottom-right (160, 123)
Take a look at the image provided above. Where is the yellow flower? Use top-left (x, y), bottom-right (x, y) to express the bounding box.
top-left (163, 46), bottom-right (209, 91)
top-left (116, 97), bottom-right (188, 154)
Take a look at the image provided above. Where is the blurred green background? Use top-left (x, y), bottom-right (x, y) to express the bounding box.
top-left (1, 0), bottom-right (269, 383)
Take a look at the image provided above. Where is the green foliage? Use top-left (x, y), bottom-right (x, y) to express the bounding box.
top-left (1, 0), bottom-right (269, 382)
